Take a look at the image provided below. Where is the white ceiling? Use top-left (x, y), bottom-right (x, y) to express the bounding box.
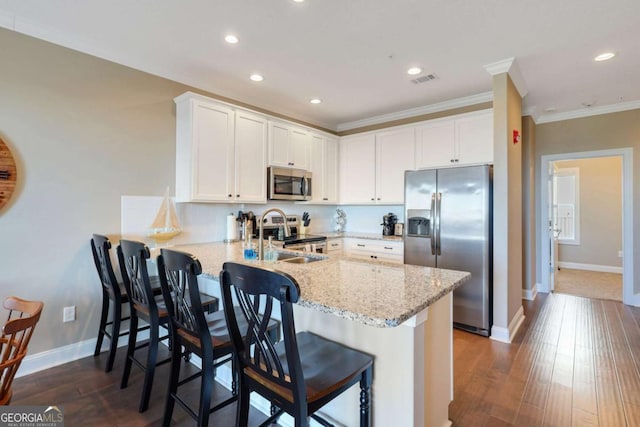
top-left (1, 0), bottom-right (639, 131)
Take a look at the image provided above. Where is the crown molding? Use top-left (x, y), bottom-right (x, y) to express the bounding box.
top-left (484, 57), bottom-right (528, 98)
top-left (536, 100), bottom-right (640, 124)
top-left (336, 91), bottom-right (493, 132)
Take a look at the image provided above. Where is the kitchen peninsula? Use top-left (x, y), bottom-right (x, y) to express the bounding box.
top-left (167, 241), bottom-right (470, 427)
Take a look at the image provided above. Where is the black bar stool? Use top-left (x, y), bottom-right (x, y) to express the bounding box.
top-left (91, 234), bottom-right (150, 373)
top-left (118, 240), bottom-right (220, 412)
top-left (219, 261), bottom-right (374, 427)
top-left (157, 248), bottom-right (279, 427)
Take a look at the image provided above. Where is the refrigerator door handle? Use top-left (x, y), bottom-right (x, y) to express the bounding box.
top-left (430, 193), bottom-right (436, 255)
top-left (436, 192), bottom-right (442, 255)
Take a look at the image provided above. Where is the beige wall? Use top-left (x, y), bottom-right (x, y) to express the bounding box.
top-left (535, 109), bottom-right (640, 293)
top-left (492, 73), bottom-right (523, 337)
top-left (0, 29), bottom-right (197, 353)
top-left (555, 157), bottom-right (622, 268)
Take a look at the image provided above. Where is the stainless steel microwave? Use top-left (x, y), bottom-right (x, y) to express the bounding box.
top-left (267, 166), bottom-right (312, 201)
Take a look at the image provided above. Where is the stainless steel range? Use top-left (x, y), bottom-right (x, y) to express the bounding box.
top-left (259, 214), bottom-right (327, 253)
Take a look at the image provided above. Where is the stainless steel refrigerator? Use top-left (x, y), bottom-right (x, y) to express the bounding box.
top-left (404, 165), bottom-right (492, 336)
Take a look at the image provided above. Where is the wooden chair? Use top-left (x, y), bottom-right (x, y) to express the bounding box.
top-left (0, 297), bottom-right (44, 405)
top-left (91, 234), bottom-right (162, 372)
top-left (219, 262), bottom-right (374, 427)
top-left (118, 240), bottom-right (219, 413)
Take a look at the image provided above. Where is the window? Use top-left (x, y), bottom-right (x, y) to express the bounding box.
top-left (553, 167), bottom-right (580, 244)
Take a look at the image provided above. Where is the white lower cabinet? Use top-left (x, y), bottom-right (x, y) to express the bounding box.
top-left (343, 238), bottom-right (404, 264)
top-left (326, 238), bottom-right (343, 255)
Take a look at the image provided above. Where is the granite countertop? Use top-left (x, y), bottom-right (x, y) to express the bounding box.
top-left (322, 231), bottom-right (404, 242)
top-left (160, 242), bottom-right (469, 328)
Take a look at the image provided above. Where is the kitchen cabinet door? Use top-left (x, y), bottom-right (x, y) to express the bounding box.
top-left (290, 128), bottom-right (311, 170)
top-left (310, 134), bottom-right (338, 203)
top-left (324, 137), bottom-right (339, 202)
top-left (234, 111), bottom-right (267, 203)
top-left (268, 122), bottom-right (291, 168)
top-left (175, 97), bottom-right (235, 202)
top-left (375, 128), bottom-right (415, 204)
top-left (339, 134), bottom-right (376, 204)
top-left (268, 121), bottom-right (311, 170)
top-left (455, 110), bottom-right (493, 165)
top-left (415, 119), bottom-right (455, 169)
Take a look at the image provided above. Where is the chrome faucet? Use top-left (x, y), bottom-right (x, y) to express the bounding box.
top-left (258, 208), bottom-right (291, 260)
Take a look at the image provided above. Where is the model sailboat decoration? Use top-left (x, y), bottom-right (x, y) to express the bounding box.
top-left (148, 187), bottom-right (181, 245)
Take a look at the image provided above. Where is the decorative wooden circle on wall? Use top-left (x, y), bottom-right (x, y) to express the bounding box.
top-left (0, 137), bottom-right (17, 211)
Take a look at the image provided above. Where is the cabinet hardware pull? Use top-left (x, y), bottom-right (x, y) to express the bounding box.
top-left (377, 198), bottom-right (380, 200)
top-left (323, 197), bottom-right (328, 201)
top-left (236, 194), bottom-right (240, 197)
top-left (357, 244), bottom-right (365, 247)
top-left (450, 159), bottom-right (454, 163)
top-left (228, 194), bottom-right (232, 197)
top-left (371, 198), bottom-right (375, 201)
top-left (455, 159), bottom-right (459, 162)
top-left (384, 246), bottom-right (393, 250)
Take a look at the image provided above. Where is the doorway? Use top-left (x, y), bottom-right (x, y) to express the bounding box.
top-left (540, 148), bottom-right (635, 305)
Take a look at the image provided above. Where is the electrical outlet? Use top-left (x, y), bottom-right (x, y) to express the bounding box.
top-left (618, 250), bottom-right (623, 258)
top-left (63, 306), bottom-right (76, 323)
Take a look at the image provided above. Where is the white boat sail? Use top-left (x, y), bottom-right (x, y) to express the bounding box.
top-left (148, 187), bottom-right (181, 244)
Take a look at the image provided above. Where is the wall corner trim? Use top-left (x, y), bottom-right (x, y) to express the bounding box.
top-left (522, 285), bottom-right (538, 301)
top-left (490, 306), bottom-right (525, 343)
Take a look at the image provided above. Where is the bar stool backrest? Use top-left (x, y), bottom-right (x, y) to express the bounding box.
top-left (219, 262), bottom-right (305, 406)
top-left (91, 234), bottom-right (122, 300)
top-left (156, 249), bottom-right (211, 357)
top-left (117, 240), bottom-right (157, 317)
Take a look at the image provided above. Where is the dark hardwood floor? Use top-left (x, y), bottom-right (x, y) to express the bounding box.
top-left (11, 292), bottom-right (640, 426)
top-left (11, 345), bottom-right (268, 426)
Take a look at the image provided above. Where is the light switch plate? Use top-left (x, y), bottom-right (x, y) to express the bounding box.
top-left (63, 306), bottom-right (76, 323)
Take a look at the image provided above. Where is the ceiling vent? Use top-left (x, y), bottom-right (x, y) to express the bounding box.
top-left (411, 74), bottom-right (438, 84)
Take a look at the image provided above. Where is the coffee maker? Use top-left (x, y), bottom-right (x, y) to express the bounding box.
top-left (381, 212), bottom-right (398, 236)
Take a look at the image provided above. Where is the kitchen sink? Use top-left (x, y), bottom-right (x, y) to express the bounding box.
top-left (281, 256), bottom-right (323, 264)
top-left (276, 252), bottom-right (325, 263)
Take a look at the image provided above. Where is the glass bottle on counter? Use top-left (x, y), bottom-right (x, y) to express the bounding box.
top-left (243, 235), bottom-right (256, 260)
top-left (264, 236), bottom-right (278, 263)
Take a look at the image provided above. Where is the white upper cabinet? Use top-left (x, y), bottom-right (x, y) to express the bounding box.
top-left (375, 128), bottom-right (416, 204)
top-left (339, 134), bottom-right (376, 203)
top-left (339, 128), bottom-right (414, 204)
top-left (310, 134), bottom-right (338, 203)
top-left (415, 110), bottom-right (493, 169)
top-left (176, 97), bottom-right (235, 202)
top-left (268, 121), bottom-right (310, 170)
top-left (175, 93), bottom-right (267, 203)
top-left (454, 111), bottom-right (493, 166)
top-left (415, 120), bottom-right (455, 169)
top-left (234, 111), bottom-right (268, 203)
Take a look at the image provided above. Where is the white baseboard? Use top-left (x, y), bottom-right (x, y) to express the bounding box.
top-left (558, 261), bottom-right (623, 274)
top-left (17, 330), bottom-right (148, 378)
top-left (490, 306), bottom-right (525, 344)
top-left (522, 284), bottom-right (538, 301)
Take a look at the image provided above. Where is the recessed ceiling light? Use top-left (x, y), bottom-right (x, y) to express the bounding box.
top-left (594, 52), bottom-right (615, 61)
top-left (224, 34), bottom-right (239, 44)
top-left (293, 0), bottom-right (305, 2)
top-left (250, 74), bottom-right (264, 82)
top-left (407, 67), bottom-right (422, 75)
top-left (309, 98), bottom-right (322, 104)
